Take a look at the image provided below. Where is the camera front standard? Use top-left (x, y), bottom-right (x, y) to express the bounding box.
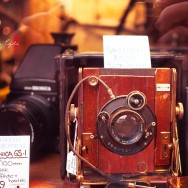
top-left (65, 67), bottom-right (183, 187)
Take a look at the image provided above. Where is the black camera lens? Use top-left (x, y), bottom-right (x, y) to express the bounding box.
top-left (0, 95), bottom-right (59, 155)
top-left (0, 109), bottom-right (32, 135)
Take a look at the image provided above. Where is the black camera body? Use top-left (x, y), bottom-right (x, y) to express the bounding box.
top-left (56, 51), bottom-right (187, 187)
top-left (0, 44), bottom-right (71, 156)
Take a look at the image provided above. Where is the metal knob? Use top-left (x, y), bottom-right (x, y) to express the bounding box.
top-left (176, 102), bottom-right (184, 120)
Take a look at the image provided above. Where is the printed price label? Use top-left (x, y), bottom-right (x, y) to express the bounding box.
top-left (0, 136), bottom-right (30, 188)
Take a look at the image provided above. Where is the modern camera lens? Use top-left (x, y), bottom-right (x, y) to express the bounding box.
top-left (0, 109), bottom-right (32, 135)
top-left (0, 95), bottom-right (59, 155)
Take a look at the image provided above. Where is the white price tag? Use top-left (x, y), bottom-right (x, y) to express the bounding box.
top-left (103, 35), bottom-right (151, 68)
top-left (66, 151), bottom-right (77, 176)
top-left (0, 136), bottom-right (30, 188)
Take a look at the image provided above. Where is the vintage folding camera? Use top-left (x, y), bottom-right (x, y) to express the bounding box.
top-left (57, 51), bottom-right (186, 188)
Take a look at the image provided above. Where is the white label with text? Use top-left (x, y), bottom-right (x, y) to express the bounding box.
top-left (0, 136), bottom-right (30, 188)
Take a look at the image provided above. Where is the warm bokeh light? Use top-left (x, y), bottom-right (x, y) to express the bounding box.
top-left (2, 0), bottom-right (10, 3)
top-left (2, 26), bottom-right (11, 36)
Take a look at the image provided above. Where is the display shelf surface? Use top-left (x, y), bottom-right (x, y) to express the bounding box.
top-left (30, 153), bottom-right (63, 188)
top-left (29, 152), bottom-right (188, 188)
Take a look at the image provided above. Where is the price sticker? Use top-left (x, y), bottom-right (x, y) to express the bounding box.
top-left (66, 151), bottom-right (77, 176)
top-left (0, 136), bottom-right (30, 188)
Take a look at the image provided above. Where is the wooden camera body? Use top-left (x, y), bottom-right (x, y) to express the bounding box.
top-left (56, 51), bottom-right (186, 187)
top-left (74, 67), bottom-right (181, 186)
top-left (79, 68), bottom-right (174, 170)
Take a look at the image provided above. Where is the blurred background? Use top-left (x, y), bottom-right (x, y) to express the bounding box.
top-left (0, 0), bottom-right (187, 101)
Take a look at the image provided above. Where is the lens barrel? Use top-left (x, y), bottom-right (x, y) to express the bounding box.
top-left (0, 95), bottom-right (59, 154)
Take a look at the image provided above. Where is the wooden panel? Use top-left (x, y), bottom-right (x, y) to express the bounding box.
top-left (97, 74), bottom-right (155, 173)
top-left (79, 68), bottom-right (175, 174)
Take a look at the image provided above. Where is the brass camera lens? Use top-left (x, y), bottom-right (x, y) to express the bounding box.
top-left (97, 96), bottom-right (156, 155)
top-left (110, 110), bottom-right (144, 145)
